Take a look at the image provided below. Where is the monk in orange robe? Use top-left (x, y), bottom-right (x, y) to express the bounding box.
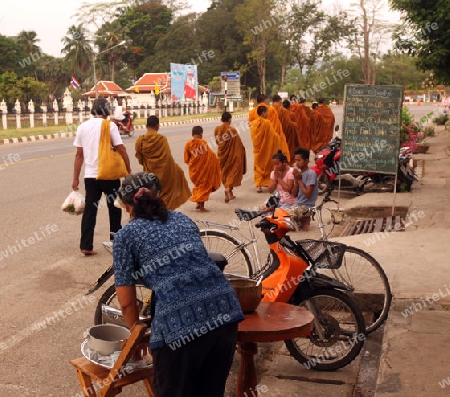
top-left (250, 106), bottom-right (282, 192)
top-left (214, 112), bottom-right (246, 203)
top-left (272, 95), bottom-right (298, 164)
top-left (285, 99), bottom-right (310, 151)
top-left (248, 94), bottom-right (290, 162)
top-left (184, 125), bottom-right (221, 212)
top-left (317, 98), bottom-right (336, 144)
top-left (135, 115), bottom-right (191, 210)
top-left (310, 103), bottom-right (328, 152)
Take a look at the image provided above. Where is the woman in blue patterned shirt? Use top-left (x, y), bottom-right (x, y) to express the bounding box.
top-left (113, 172), bottom-right (244, 397)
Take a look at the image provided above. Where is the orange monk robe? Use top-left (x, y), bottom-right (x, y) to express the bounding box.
top-left (317, 104), bottom-right (336, 143)
top-left (135, 130), bottom-right (191, 210)
top-left (274, 105), bottom-right (299, 163)
top-left (290, 103), bottom-right (312, 150)
top-left (249, 103), bottom-right (290, 162)
top-left (214, 123), bottom-right (246, 189)
top-left (250, 117), bottom-right (282, 187)
top-left (184, 138), bottom-right (221, 203)
top-left (310, 109), bottom-right (327, 152)
top-left (301, 104), bottom-right (312, 119)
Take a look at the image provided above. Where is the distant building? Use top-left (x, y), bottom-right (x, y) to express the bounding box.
top-left (126, 72), bottom-right (208, 103)
top-left (82, 81), bottom-right (128, 99)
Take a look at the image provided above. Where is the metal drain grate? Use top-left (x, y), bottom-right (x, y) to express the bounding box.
top-left (340, 216), bottom-right (405, 236)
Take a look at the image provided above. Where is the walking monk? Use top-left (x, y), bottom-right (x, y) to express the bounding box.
top-left (135, 115), bottom-right (191, 210)
top-left (317, 98), bottom-right (335, 144)
top-left (248, 94), bottom-right (290, 162)
top-left (273, 95), bottom-right (298, 163)
top-left (250, 106), bottom-right (283, 193)
top-left (184, 126), bottom-right (221, 212)
top-left (310, 102), bottom-right (327, 152)
top-left (214, 112), bottom-right (246, 203)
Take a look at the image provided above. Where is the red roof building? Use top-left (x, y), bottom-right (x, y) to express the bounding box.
top-left (126, 73), bottom-right (208, 97)
top-left (82, 81), bottom-right (128, 98)
top-left (126, 73), bottom-right (171, 94)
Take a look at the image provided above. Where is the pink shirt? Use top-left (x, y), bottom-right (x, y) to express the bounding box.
top-left (270, 167), bottom-right (296, 206)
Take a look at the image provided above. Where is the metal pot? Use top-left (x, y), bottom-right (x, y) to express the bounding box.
top-left (87, 324), bottom-right (130, 356)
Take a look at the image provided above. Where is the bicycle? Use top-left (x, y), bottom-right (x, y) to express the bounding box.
top-left (198, 191), bottom-right (392, 335)
top-left (306, 190), bottom-right (392, 334)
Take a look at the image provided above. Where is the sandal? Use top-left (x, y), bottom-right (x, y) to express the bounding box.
top-left (256, 186), bottom-right (263, 193)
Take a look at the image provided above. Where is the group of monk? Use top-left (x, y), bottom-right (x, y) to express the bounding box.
top-left (249, 94), bottom-right (335, 192)
top-left (135, 95), bottom-right (335, 211)
top-left (136, 114), bottom-right (247, 213)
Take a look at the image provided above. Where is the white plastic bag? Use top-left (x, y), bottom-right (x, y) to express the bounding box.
top-left (62, 191), bottom-right (85, 215)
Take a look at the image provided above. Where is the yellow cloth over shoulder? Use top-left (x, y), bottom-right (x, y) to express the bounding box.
top-left (184, 138), bottom-right (221, 203)
top-left (135, 129), bottom-right (191, 210)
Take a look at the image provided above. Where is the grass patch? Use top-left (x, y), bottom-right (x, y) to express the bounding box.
top-left (0, 110), bottom-right (248, 139)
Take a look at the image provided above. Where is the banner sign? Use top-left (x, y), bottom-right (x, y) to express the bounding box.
top-left (170, 63), bottom-right (198, 102)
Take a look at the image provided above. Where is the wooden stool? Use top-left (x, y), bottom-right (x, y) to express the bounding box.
top-left (70, 322), bottom-right (155, 397)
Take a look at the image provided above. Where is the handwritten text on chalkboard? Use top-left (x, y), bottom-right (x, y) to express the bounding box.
top-left (340, 84), bottom-right (403, 174)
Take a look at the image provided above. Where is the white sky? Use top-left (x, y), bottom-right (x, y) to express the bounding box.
top-left (0, 0), bottom-right (400, 57)
top-left (0, 0), bottom-right (212, 56)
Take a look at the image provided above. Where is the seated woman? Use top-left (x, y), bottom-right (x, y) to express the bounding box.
top-left (260, 150), bottom-right (296, 211)
top-left (112, 172), bottom-right (244, 397)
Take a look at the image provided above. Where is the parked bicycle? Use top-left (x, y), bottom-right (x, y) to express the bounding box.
top-left (198, 191), bottom-right (392, 335)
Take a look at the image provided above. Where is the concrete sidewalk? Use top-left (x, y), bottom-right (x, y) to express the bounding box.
top-left (250, 127), bottom-right (450, 396)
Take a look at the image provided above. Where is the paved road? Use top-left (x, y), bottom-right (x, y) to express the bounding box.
top-left (0, 103), bottom-right (440, 396)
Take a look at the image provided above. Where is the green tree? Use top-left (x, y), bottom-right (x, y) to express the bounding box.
top-left (149, 13), bottom-right (198, 74)
top-left (16, 30), bottom-right (41, 55)
top-left (16, 30), bottom-right (41, 79)
top-left (0, 35), bottom-right (29, 78)
top-left (194, 0), bottom-right (251, 86)
top-left (95, 21), bottom-right (127, 81)
top-left (235, 0), bottom-right (280, 93)
top-left (0, 72), bottom-right (46, 109)
top-left (61, 24), bottom-right (93, 74)
top-left (389, 0), bottom-right (450, 83)
top-left (282, 0), bottom-right (354, 88)
top-left (35, 55), bottom-right (73, 101)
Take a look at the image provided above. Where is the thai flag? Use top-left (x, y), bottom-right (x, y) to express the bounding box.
top-left (70, 76), bottom-right (80, 89)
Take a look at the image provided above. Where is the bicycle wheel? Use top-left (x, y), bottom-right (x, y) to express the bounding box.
top-left (285, 288), bottom-right (366, 371)
top-left (199, 230), bottom-right (253, 277)
top-left (321, 246), bottom-right (392, 334)
top-left (94, 283), bottom-right (152, 326)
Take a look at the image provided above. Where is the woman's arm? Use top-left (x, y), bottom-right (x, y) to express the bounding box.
top-left (116, 285), bottom-right (139, 329)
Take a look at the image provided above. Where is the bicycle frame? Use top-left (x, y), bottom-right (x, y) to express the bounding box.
top-left (196, 218), bottom-right (265, 274)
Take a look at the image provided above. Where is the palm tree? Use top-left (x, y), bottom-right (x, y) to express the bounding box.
top-left (17, 30), bottom-right (41, 79)
top-left (95, 21), bottom-right (127, 81)
top-left (61, 24), bottom-right (93, 74)
top-left (17, 30), bottom-right (41, 55)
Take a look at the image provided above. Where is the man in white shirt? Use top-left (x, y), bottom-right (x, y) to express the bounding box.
top-left (72, 98), bottom-right (131, 255)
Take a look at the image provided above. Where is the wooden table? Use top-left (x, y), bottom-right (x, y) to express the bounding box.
top-left (236, 302), bottom-right (314, 397)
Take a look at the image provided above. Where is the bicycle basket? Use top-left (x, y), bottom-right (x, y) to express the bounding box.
top-left (295, 239), bottom-right (346, 270)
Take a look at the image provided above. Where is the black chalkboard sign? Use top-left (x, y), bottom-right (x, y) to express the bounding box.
top-left (340, 84), bottom-right (403, 175)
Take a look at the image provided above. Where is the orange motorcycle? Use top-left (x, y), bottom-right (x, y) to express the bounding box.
top-left (233, 196), bottom-right (366, 370)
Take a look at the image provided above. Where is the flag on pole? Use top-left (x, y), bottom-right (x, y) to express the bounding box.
top-left (70, 76), bottom-right (80, 89)
top-left (155, 83), bottom-right (160, 95)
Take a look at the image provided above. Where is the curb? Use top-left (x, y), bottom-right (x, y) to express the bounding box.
top-left (0, 114), bottom-right (248, 146)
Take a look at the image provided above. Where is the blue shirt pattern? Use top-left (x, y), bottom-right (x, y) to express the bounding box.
top-left (113, 211), bottom-right (244, 349)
